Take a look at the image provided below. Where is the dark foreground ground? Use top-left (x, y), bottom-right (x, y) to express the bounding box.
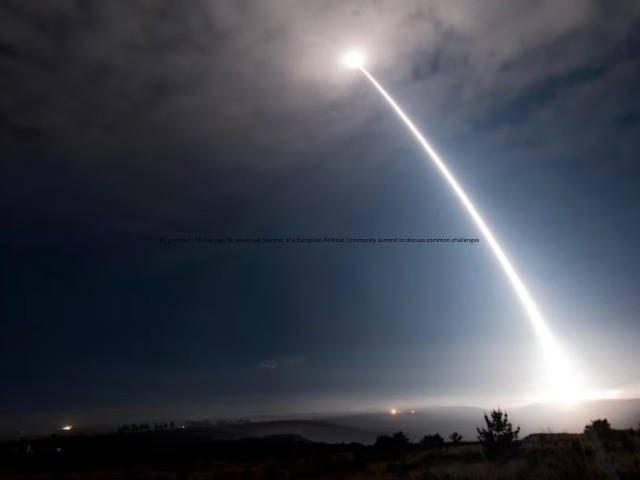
top-left (2, 428), bottom-right (640, 479)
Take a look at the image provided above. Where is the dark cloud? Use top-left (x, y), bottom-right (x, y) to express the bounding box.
top-left (2, 1), bottom-right (638, 164)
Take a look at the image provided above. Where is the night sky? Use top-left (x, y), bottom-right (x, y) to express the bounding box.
top-left (2, 1), bottom-right (640, 431)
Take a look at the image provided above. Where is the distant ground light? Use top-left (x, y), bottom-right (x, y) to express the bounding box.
top-left (388, 408), bottom-right (416, 415)
top-left (61, 425), bottom-right (73, 431)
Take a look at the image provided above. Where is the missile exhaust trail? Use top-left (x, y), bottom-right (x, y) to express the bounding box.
top-left (359, 67), bottom-right (551, 342)
top-left (356, 65), bottom-right (585, 401)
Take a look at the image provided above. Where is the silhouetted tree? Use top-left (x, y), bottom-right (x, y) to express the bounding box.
top-left (392, 431), bottom-right (410, 446)
top-left (374, 431), bottom-right (410, 457)
top-left (584, 418), bottom-right (616, 451)
top-left (449, 432), bottom-right (463, 444)
top-left (420, 434), bottom-right (444, 450)
top-left (476, 408), bottom-right (520, 460)
top-left (584, 419), bottom-right (612, 436)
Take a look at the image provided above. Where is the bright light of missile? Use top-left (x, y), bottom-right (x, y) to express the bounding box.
top-left (390, 408), bottom-right (398, 415)
top-left (340, 49), bottom-right (365, 69)
top-left (352, 65), bottom-right (591, 403)
top-left (62, 425), bottom-right (73, 431)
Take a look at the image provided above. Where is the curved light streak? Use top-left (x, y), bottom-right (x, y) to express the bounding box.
top-left (357, 66), bottom-right (586, 402)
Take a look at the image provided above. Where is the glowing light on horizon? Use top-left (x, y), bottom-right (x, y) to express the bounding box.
top-left (349, 61), bottom-right (592, 403)
top-left (390, 408), bottom-right (398, 415)
top-left (62, 425), bottom-right (73, 431)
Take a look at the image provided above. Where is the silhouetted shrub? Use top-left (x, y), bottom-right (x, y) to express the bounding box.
top-left (449, 432), bottom-right (463, 444)
top-left (584, 418), bottom-right (612, 436)
top-left (584, 418), bottom-right (617, 451)
top-left (476, 408), bottom-right (520, 460)
top-left (420, 434), bottom-right (444, 450)
top-left (374, 431), bottom-right (410, 457)
top-left (394, 431), bottom-right (410, 444)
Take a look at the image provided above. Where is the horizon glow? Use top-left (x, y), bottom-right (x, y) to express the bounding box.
top-left (349, 60), bottom-right (595, 405)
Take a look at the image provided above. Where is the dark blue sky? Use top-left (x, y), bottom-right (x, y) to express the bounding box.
top-left (1, 1), bottom-right (640, 431)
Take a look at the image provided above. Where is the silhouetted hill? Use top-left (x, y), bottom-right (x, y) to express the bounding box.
top-left (225, 419), bottom-right (379, 444)
top-left (3, 422), bottom-right (639, 479)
